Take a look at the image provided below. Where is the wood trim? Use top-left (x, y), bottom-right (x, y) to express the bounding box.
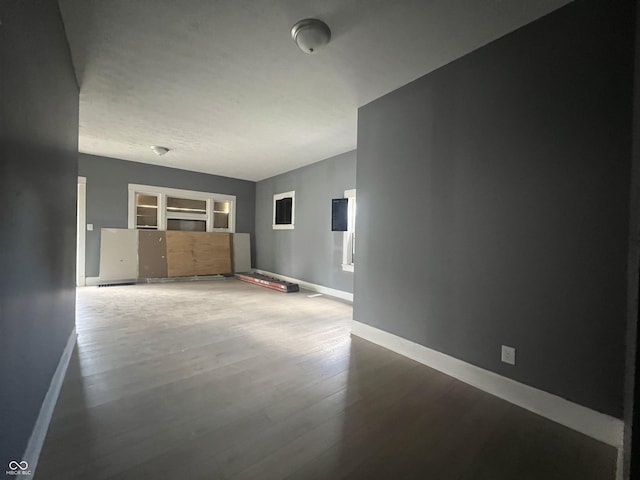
top-left (342, 188), bottom-right (356, 271)
top-left (350, 320), bottom-right (624, 449)
top-left (76, 177), bottom-right (86, 286)
top-left (128, 183), bottom-right (236, 203)
top-left (23, 327), bottom-right (77, 478)
top-left (127, 189), bottom-right (136, 230)
top-left (157, 193), bottom-right (167, 231)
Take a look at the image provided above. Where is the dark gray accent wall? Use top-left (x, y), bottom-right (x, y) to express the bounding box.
top-left (624, 2), bottom-right (640, 478)
top-left (255, 151), bottom-right (356, 293)
top-left (0, 0), bottom-right (79, 464)
top-left (79, 154), bottom-right (256, 277)
top-left (355, 0), bottom-right (633, 418)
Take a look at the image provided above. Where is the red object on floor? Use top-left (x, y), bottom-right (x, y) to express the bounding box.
top-left (235, 273), bottom-right (299, 293)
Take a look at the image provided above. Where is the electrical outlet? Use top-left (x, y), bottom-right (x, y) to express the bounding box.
top-left (87, 223), bottom-right (94, 231)
top-left (501, 345), bottom-right (516, 365)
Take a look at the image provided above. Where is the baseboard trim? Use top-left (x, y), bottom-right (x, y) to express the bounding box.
top-left (253, 269), bottom-right (353, 302)
top-left (23, 327), bottom-right (77, 476)
top-left (85, 276), bottom-right (100, 286)
top-left (351, 320), bottom-right (624, 448)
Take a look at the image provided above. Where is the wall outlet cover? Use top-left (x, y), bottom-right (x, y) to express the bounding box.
top-left (501, 345), bottom-right (516, 365)
top-left (87, 223), bottom-right (94, 231)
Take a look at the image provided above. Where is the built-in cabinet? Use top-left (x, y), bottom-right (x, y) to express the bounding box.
top-left (129, 184), bottom-right (236, 233)
top-left (135, 193), bottom-right (159, 229)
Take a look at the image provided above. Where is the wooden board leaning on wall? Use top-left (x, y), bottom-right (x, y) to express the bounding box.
top-left (165, 231), bottom-right (232, 277)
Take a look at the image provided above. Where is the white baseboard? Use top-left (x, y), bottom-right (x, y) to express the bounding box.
top-left (85, 276), bottom-right (100, 286)
top-left (253, 269), bottom-right (353, 302)
top-left (616, 447), bottom-right (623, 480)
top-left (23, 327), bottom-right (77, 477)
top-left (351, 320), bottom-right (624, 448)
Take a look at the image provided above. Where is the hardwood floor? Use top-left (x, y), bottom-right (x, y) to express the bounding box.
top-left (35, 280), bottom-right (617, 479)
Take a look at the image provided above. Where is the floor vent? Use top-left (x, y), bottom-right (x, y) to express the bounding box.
top-left (97, 281), bottom-right (137, 287)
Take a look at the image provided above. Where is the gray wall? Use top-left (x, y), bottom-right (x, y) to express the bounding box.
top-left (79, 154), bottom-right (256, 277)
top-left (0, 0), bottom-right (79, 464)
top-left (355, 0), bottom-right (633, 418)
top-left (624, 2), bottom-right (640, 477)
top-left (255, 151), bottom-right (356, 293)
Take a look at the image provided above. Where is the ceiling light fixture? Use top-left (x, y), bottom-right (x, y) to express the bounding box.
top-left (291, 18), bottom-right (331, 54)
top-left (150, 145), bottom-right (170, 156)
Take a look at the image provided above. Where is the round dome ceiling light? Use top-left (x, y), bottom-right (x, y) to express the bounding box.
top-left (150, 145), bottom-right (170, 156)
top-left (291, 18), bottom-right (331, 54)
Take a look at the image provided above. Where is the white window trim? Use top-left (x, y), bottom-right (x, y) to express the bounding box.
top-left (128, 184), bottom-right (236, 233)
top-left (273, 190), bottom-right (295, 230)
top-left (342, 188), bottom-right (356, 272)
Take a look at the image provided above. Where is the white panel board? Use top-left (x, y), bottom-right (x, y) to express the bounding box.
top-left (232, 233), bottom-right (251, 273)
top-left (99, 228), bottom-right (138, 281)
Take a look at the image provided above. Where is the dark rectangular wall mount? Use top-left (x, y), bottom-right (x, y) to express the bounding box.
top-left (332, 198), bottom-right (348, 231)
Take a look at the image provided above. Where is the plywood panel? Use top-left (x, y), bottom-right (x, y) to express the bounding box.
top-left (232, 233), bottom-right (251, 273)
top-left (138, 231), bottom-right (167, 278)
top-left (99, 228), bottom-right (138, 281)
top-left (165, 232), bottom-right (231, 277)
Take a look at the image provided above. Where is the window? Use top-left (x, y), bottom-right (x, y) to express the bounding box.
top-left (342, 189), bottom-right (356, 272)
top-left (273, 191), bottom-right (295, 230)
top-left (128, 184), bottom-right (236, 232)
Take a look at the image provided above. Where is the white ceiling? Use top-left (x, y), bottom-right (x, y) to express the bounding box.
top-left (59, 0), bottom-right (571, 181)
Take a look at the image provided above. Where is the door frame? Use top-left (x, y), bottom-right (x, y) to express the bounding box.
top-left (76, 176), bottom-right (86, 287)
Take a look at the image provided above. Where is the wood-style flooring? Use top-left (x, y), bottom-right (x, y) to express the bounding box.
top-left (35, 280), bottom-right (617, 479)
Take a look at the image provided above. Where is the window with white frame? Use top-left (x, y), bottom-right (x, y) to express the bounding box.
top-left (128, 184), bottom-right (236, 233)
top-left (273, 191), bottom-right (295, 230)
top-left (342, 189), bottom-right (356, 272)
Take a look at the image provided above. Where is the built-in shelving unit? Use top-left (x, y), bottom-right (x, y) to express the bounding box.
top-left (214, 201), bottom-right (230, 229)
top-left (128, 184), bottom-right (236, 233)
top-left (135, 193), bottom-right (159, 229)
